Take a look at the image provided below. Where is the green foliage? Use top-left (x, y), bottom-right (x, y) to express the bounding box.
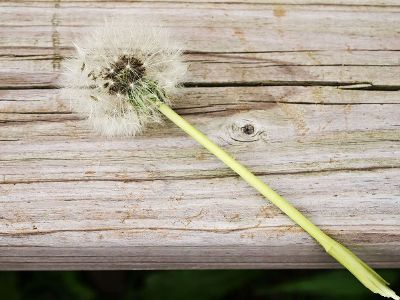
top-left (0, 272), bottom-right (20, 300)
top-left (141, 270), bottom-right (261, 300)
top-left (0, 270), bottom-right (398, 300)
top-left (260, 270), bottom-right (399, 299)
top-left (0, 272), bottom-right (94, 300)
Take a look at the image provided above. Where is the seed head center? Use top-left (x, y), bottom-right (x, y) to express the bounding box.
top-left (101, 55), bottom-right (145, 95)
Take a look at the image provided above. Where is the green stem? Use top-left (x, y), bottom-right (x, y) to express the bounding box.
top-left (157, 101), bottom-right (399, 300)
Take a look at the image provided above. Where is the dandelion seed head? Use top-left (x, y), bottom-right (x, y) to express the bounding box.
top-left (61, 19), bottom-right (186, 136)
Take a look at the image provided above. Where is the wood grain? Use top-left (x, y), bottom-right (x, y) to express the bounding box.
top-left (0, 0), bottom-right (399, 270)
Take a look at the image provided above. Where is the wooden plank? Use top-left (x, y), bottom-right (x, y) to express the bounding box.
top-left (1, 50), bottom-right (400, 88)
top-left (0, 4), bottom-right (399, 52)
top-left (0, 169), bottom-right (399, 269)
top-left (1, 84), bottom-right (399, 269)
top-left (0, 1), bottom-right (399, 270)
top-left (1, 90), bottom-right (399, 182)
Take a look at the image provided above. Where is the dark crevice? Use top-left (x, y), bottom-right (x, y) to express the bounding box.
top-left (177, 101), bottom-right (400, 110)
top-left (249, 100), bottom-right (400, 105)
top-left (0, 55), bottom-right (66, 61)
top-left (1, 165), bottom-right (398, 185)
top-left (3, 222), bottom-right (400, 237)
top-left (0, 224), bottom-right (269, 237)
top-left (185, 49), bottom-right (400, 54)
top-left (0, 81), bottom-right (398, 93)
top-left (340, 85), bottom-right (400, 91)
top-left (183, 81), bottom-right (357, 87)
top-left (183, 81), bottom-right (400, 91)
top-left (0, 99), bottom-right (41, 102)
top-left (0, 85), bottom-right (59, 90)
top-left (176, 107), bottom-right (239, 115)
top-left (4, 52), bottom-right (400, 68)
top-left (186, 62), bottom-right (400, 67)
top-left (1, 111), bottom-right (72, 115)
top-left (1, 48), bottom-right (399, 58)
top-left (0, 116), bottom-right (82, 125)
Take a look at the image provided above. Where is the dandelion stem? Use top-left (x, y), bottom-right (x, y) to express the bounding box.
top-left (157, 101), bottom-right (399, 300)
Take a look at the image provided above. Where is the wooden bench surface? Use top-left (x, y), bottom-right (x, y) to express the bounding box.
top-left (0, 0), bottom-right (399, 270)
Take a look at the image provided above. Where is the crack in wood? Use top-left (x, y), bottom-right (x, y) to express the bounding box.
top-left (0, 165), bottom-right (398, 185)
top-left (1, 82), bottom-right (399, 91)
top-left (50, 1), bottom-right (61, 71)
top-left (1, 224), bottom-right (399, 239)
top-left (0, 224), bottom-right (266, 237)
top-left (183, 81), bottom-right (400, 90)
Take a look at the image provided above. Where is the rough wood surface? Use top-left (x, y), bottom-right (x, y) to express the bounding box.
top-left (0, 0), bottom-right (399, 270)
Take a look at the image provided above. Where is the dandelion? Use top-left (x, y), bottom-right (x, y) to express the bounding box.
top-left (61, 20), bottom-right (399, 300)
top-left (62, 20), bottom-right (185, 136)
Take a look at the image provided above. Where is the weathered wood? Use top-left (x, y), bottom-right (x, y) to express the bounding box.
top-left (0, 1), bottom-right (399, 270)
top-left (1, 50), bottom-right (400, 88)
top-left (1, 3), bottom-right (399, 52)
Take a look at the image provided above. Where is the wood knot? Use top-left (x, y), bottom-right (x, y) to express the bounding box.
top-left (242, 124), bottom-right (254, 135)
top-left (228, 119), bottom-right (264, 142)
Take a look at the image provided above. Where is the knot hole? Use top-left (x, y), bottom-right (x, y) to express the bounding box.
top-left (242, 124), bottom-right (255, 135)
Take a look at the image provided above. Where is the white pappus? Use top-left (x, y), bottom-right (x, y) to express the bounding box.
top-left (61, 20), bottom-right (186, 136)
